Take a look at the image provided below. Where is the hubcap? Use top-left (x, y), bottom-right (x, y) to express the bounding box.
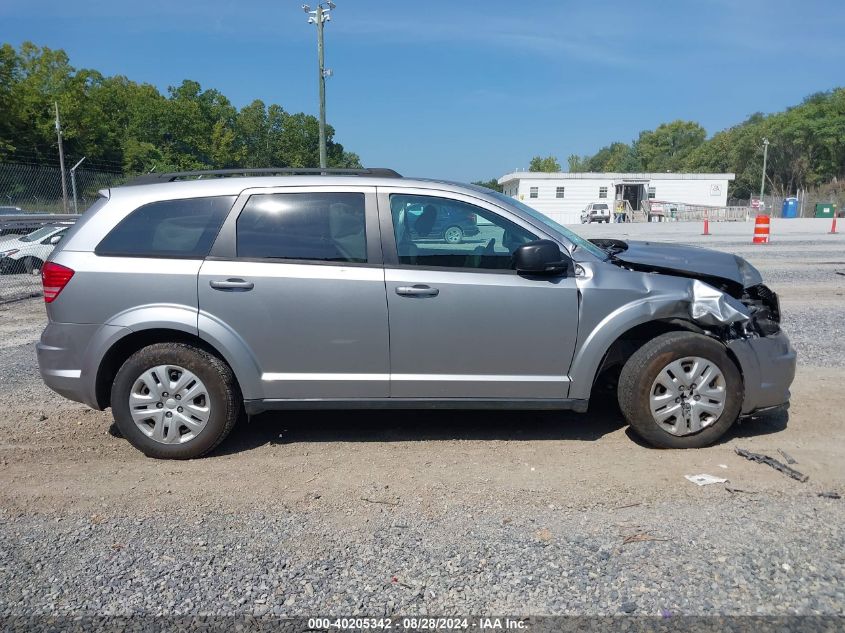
top-left (444, 227), bottom-right (462, 243)
top-left (129, 365), bottom-right (211, 444)
top-left (648, 356), bottom-right (726, 436)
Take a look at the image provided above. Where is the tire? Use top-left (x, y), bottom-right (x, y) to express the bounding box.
top-left (23, 257), bottom-right (43, 276)
top-left (111, 342), bottom-right (241, 459)
top-left (443, 225), bottom-right (464, 244)
top-left (618, 332), bottom-right (742, 448)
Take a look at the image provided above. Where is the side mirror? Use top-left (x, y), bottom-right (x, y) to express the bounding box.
top-left (49, 235), bottom-right (63, 245)
top-left (514, 240), bottom-right (570, 276)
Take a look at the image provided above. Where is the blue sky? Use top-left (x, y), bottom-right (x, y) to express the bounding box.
top-left (2, 0), bottom-right (844, 181)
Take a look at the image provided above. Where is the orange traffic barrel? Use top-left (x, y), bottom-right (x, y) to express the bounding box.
top-left (752, 214), bottom-right (770, 244)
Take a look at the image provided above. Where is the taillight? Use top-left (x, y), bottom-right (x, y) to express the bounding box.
top-left (41, 262), bottom-right (74, 303)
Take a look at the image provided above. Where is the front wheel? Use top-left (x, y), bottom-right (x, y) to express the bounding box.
top-left (111, 342), bottom-right (241, 459)
top-left (443, 225), bottom-right (464, 244)
top-left (618, 332), bottom-right (742, 448)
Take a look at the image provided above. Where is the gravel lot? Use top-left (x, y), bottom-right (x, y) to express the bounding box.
top-left (1, 222), bottom-right (844, 621)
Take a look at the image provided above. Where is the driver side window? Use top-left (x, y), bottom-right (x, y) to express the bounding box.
top-left (390, 194), bottom-right (537, 270)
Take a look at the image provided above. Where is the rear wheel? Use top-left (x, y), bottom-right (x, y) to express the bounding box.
top-left (444, 225), bottom-right (464, 244)
top-left (618, 332), bottom-right (742, 448)
top-left (111, 343), bottom-right (241, 459)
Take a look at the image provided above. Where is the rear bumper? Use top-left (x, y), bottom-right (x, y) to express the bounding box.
top-left (727, 330), bottom-right (797, 415)
top-left (36, 321), bottom-right (129, 409)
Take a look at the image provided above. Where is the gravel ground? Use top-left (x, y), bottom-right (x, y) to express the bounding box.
top-left (1, 228), bottom-right (844, 621)
top-left (2, 497), bottom-right (844, 617)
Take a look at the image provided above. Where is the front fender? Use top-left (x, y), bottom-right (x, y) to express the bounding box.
top-left (567, 263), bottom-right (749, 401)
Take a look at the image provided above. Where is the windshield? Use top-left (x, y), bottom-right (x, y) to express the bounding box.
top-left (19, 226), bottom-right (56, 242)
top-left (593, 204), bottom-right (608, 210)
top-left (485, 191), bottom-right (608, 259)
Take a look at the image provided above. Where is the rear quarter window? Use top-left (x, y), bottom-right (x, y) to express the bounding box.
top-left (95, 196), bottom-right (235, 258)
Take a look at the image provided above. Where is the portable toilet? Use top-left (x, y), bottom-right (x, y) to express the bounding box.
top-left (781, 197), bottom-right (799, 218)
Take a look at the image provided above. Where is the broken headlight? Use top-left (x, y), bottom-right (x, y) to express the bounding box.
top-left (742, 284), bottom-right (781, 335)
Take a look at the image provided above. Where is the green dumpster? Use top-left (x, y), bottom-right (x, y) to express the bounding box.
top-left (814, 203), bottom-right (836, 218)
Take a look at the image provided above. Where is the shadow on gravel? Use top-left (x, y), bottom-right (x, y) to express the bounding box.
top-left (210, 398), bottom-right (629, 456)
top-left (721, 408), bottom-right (790, 443)
top-left (106, 398), bottom-right (791, 456)
top-left (621, 409), bottom-right (790, 448)
top-left (210, 399), bottom-right (791, 456)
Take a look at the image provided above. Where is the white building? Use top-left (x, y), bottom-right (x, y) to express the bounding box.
top-left (497, 172), bottom-right (735, 225)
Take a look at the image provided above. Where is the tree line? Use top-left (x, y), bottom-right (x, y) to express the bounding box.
top-left (477, 89), bottom-right (844, 199)
top-left (0, 42), bottom-right (361, 174)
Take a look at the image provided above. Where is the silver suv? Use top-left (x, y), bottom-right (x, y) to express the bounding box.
top-left (37, 168), bottom-right (796, 459)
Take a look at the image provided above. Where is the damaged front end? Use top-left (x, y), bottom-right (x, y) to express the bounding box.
top-left (575, 238), bottom-right (796, 414)
top-left (592, 237), bottom-right (783, 339)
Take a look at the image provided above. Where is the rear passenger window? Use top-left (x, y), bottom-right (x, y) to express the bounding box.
top-left (96, 196), bottom-right (234, 258)
top-left (236, 192), bottom-right (367, 263)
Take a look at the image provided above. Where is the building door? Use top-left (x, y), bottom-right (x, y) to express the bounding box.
top-left (622, 184), bottom-right (644, 212)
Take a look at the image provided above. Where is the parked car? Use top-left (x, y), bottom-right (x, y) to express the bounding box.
top-left (0, 224), bottom-right (70, 275)
top-left (37, 168), bottom-right (795, 459)
top-left (581, 202), bottom-right (611, 223)
top-left (403, 201), bottom-right (480, 244)
top-left (0, 207), bottom-right (27, 236)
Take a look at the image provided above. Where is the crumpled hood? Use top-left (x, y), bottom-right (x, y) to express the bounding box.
top-left (610, 240), bottom-right (763, 289)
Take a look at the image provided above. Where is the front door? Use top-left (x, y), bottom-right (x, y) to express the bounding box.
top-left (379, 189), bottom-right (579, 400)
top-left (198, 187), bottom-right (389, 400)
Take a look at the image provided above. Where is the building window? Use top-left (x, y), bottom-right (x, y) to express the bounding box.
top-left (648, 186), bottom-right (656, 199)
top-left (530, 187), bottom-right (539, 199)
top-left (598, 187), bottom-right (608, 199)
top-left (556, 186), bottom-right (565, 199)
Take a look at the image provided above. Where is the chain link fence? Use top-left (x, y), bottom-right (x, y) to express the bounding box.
top-left (1, 162), bottom-right (129, 214)
top-left (0, 162), bottom-right (126, 303)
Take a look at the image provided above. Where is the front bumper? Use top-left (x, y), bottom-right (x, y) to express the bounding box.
top-left (727, 330), bottom-right (797, 415)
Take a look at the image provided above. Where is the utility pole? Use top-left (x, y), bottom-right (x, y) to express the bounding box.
top-left (304, 2), bottom-right (336, 169)
top-left (759, 137), bottom-right (769, 203)
top-left (70, 156), bottom-right (86, 214)
top-left (55, 102), bottom-right (69, 213)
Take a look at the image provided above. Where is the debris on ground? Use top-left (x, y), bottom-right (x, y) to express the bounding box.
top-left (734, 447), bottom-right (809, 483)
top-left (622, 532), bottom-right (669, 545)
top-left (777, 449), bottom-right (797, 464)
top-left (685, 474), bottom-right (728, 486)
top-left (725, 485), bottom-right (757, 494)
top-left (361, 497), bottom-right (400, 506)
top-left (818, 491), bottom-right (841, 500)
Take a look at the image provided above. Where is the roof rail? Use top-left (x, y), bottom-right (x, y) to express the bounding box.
top-left (126, 167), bottom-right (402, 186)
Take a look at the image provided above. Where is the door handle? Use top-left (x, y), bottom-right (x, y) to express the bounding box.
top-left (396, 284), bottom-right (439, 297)
top-left (209, 278), bottom-right (254, 291)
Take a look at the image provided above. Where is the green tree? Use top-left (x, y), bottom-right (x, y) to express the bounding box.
top-left (634, 120), bottom-right (706, 171)
top-left (471, 178), bottom-right (503, 192)
top-left (0, 41), bottom-right (362, 174)
top-left (528, 155), bottom-right (561, 172)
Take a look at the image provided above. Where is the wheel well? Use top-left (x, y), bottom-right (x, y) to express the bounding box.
top-left (94, 329), bottom-right (240, 410)
top-left (592, 319), bottom-right (705, 390)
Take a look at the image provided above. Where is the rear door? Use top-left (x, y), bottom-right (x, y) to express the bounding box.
top-left (379, 187), bottom-right (579, 400)
top-left (198, 186), bottom-right (389, 400)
